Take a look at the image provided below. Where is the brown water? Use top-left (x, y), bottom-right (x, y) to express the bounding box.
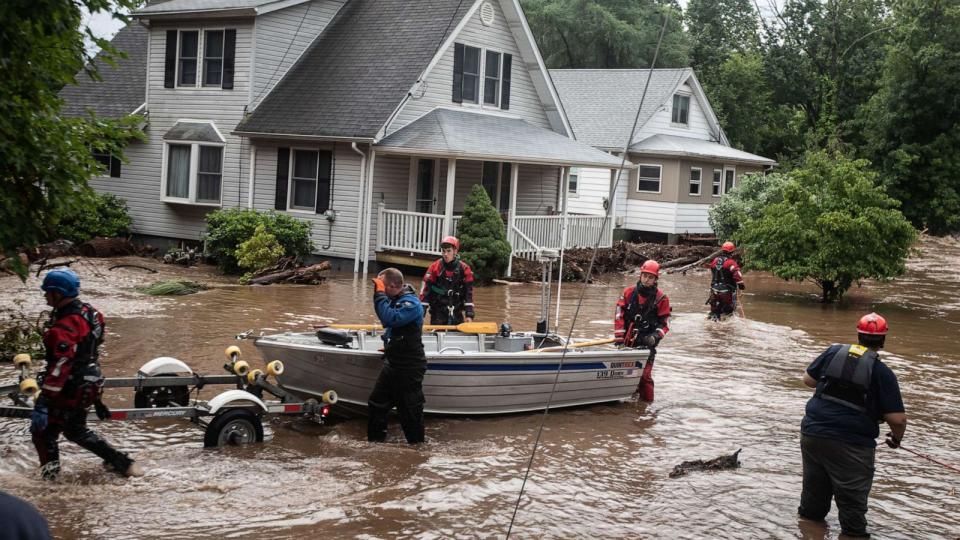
top-left (1, 239), bottom-right (958, 539)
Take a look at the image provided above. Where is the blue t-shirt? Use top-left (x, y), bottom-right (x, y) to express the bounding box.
top-left (801, 344), bottom-right (905, 447)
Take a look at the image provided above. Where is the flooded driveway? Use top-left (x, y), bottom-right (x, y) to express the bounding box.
top-left (1, 238), bottom-right (957, 539)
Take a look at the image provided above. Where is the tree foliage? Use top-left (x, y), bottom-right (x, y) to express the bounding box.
top-left (236, 224), bottom-right (286, 279)
top-left (57, 192), bottom-right (133, 244)
top-left (733, 152), bottom-right (917, 302)
top-left (0, 0), bottom-right (144, 278)
top-left (864, 0), bottom-right (960, 234)
top-left (205, 209), bottom-right (313, 274)
top-left (457, 185), bottom-right (512, 282)
top-left (708, 171), bottom-right (790, 242)
top-left (521, 0), bottom-right (689, 68)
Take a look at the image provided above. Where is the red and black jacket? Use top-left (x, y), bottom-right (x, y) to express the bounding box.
top-left (614, 284), bottom-right (671, 344)
top-left (39, 300), bottom-right (104, 402)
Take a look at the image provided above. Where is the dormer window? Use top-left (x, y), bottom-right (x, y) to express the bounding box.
top-left (453, 43), bottom-right (512, 109)
top-left (165, 29), bottom-right (236, 90)
top-left (672, 94), bottom-right (690, 125)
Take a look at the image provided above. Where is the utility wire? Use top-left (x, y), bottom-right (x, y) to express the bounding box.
top-left (505, 10), bottom-right (672, 538)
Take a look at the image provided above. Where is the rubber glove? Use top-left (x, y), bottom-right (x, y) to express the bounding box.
top-left (31, 397), bottom-right (48, 434)
top-left (371, 277), bottom-right (386, 293)
top-left (737, 282), bottom-right (745, 290)
top-left (641, 334), bottom-right (659, 348)
top-left (885, 431), bottom-right (901, 449)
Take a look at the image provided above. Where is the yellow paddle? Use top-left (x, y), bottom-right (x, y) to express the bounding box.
top-left (324, 322), bottom-right (500, 334)
top-left (523, 338), bottom-right (617, 353)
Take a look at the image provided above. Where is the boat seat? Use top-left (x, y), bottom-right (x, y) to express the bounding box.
top-left (315, 328), bottom-right (353, 347)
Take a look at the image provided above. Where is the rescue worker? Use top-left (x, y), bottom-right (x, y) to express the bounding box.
top-left (0, 491), bottom-right (52, 540)
top-left (368, 267), bottom-right (427, 444)
top-left (798, 313), bottom-right (907, 538)
top-left (420, 236), bottom-right (475, 325)
top-left (707, 241), bottom-right (744, 320)
top-left (614, 259), bottom-right (671, 402)
top-left (31, 269), bottom-right (142, 480)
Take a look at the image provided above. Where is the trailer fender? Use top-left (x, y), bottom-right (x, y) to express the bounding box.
top-left (207, 390), bottom-right (268, 415)
top-left (138, 357), bottom-right (193, 377)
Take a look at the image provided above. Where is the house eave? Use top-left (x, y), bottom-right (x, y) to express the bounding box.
top-left (134, 9), bottom-right (257, 22)
top-left (629, 148), bottom-right (777, 167)
top-left (374, 145), bottom-right (633, 170)
top-left (232, 130), bottom-right (376, 143)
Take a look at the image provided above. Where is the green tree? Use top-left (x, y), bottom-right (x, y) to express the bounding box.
top-left (735, 151), bottom-right (917, 303)
top-left (236, 224), bottom-right (286, 282)
top-left (457, 185), bottom-right (512, 281)
top-left (0, 0), bottom-right (144, 279)
top-left (708, 171), bottom-right (790, 241)
top-left (864, 0), bottom-right (960, 234)
top-left (521, 0), bottom-right (689, 68)
top-left (205, 209), bottom-right (313, 274)
top-left (57, 192), bottom-right (133, 243)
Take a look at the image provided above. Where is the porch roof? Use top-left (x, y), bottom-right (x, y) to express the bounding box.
top-left (629, 134), bottom-right (777, 166)
top-left (375, 109), bottom-right (629, 169)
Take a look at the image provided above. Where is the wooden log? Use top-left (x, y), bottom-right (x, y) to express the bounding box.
top-left (247, 261), bottom-right (331, 285)
top-left (666, 249), bottom-right (722, 274)
top-left (79, 237), bottom-right (136, 258)
top-left (660, 255), bottom-right (699, 269)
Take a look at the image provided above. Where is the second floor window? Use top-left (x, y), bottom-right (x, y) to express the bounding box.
top-left (672, 94), bottom-right (690, 125)
top-left (178, 31), bottom-right (199, 86)
top-left (484, 51), bottom-right (501, 106)
top-left (203, 30), bottom-right (224, 86)
top-left (453, 43), bottom-right (512, 109)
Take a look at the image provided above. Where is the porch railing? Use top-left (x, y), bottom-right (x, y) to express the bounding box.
top-left (376, 207), bottom-right (611, 258)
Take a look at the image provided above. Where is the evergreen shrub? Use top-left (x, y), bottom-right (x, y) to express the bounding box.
top-left (457, 185), bottom-right (511, 281)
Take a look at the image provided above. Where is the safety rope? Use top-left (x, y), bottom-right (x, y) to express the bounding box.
top-left (505, 11), bottom-right (672, 537)
top-left (900, 445), bottom-right (960, 475)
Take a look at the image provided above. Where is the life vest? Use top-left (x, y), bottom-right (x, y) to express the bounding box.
top-left (42, 301), bottom-right (104, 406)
top-left (624, 285), bottom-right (664, 336)
top-left (814, 344), bottom-right (877, 414)
top-left (429, 260), bottom-right (467, 308)
top-left (384, 288), bottom-right (425, 366)
top-left (711, 256), bottom-right (736, 291)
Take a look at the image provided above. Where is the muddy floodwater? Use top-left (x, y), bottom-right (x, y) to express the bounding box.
top-left (1, 239), bottom-right (958, 539)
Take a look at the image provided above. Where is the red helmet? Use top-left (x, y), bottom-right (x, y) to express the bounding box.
top-left (639, 259), bottom-right (660, 277)
top-left (440, 236), bottom-right (459, 250)
top-left (856, 313), bottom-right (888, 335)
top-left (721, 241), bottom-right (736, 253)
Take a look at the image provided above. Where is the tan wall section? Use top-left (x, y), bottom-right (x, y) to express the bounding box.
top-left (625, 155), bottom-right (680, 202)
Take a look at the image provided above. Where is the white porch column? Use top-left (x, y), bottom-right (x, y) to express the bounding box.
top-left (608, 168), bottom-right (618, 244)
top-left (554, 167), bottom-right (569, 330)
top-left (506, 162), bottom-right (519, 277)
top-left (443, 158), bottom-right (456, 236)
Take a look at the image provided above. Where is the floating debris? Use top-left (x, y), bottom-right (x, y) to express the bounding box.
top-left (669, 448), bottom-right (742, 478)
top-left (137, 279), bottom-right (207, 296)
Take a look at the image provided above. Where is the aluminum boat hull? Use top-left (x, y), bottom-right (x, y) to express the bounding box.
top-left (255, 331), bottom-right (646, 415)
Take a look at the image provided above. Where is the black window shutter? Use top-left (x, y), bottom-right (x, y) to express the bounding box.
top-left (315, 150), bottom-right (332, 213)
top-left (452, 43), bottom-right (464, 103)
top-left (275, 147), bottom-right (290, 210)
top-left (501, 53), bottom-right (512, 110)
top-left (164, 30), bottom-right (177, 88)
top-left (110, 156), bottom-right (122, 178)
top-left (222, 29), bottom-right (236, 90)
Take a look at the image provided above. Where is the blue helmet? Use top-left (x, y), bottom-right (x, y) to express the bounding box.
top-left (41, 269), bottom-right (81, 298)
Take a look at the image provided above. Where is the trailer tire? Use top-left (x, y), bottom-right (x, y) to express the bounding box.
top-left (203, 409), bottom-right (264, 448)
top-left (134, 375), bottom-right (190, 409)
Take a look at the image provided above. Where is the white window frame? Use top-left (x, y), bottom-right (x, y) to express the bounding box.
top-left (636, 164), bottom-right (662, 194)
top-left (689, 167), bottom-right (701, 196)
top-left (723, 166), bottom-right (737, 195)
top-left (568, 167), bottom-right (580, 196)
top-left (671, 94), bottom-right (690, 126)
top-left (712, 168), bottom-right (722, 197)
top-left (460, 44), bottom-right (482, 105)
top-left (482, 50), bottom-right (502, 108)
top-left (288, 147), bottom-right (321, 214)
top-left (176, 29), bottom-right (200, 88)
top-left (201, 29), bottom-right (226, 87)
top-left (160, 141), bottom-right (225, 206)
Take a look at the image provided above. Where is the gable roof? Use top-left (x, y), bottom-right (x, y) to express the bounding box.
top-left (550, 68), bottom-right (714, 150)
top-left (59, 23), bottom-right (147, 119)
top-left (376, 108), bottom-right (626, 168)
top-left (236, 0), bottom-right (474, 139)
top-left (134, 0), bottom-right (310, 17)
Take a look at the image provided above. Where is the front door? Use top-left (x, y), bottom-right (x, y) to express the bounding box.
top-left (415, 159), bottom-right (435, 213)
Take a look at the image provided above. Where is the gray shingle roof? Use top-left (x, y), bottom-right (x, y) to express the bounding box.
top-left (549, 68), bottom-right (691, 150)
top-left (59, 24), bottom-right (147, 119)
top-left (135, 0), bottom-right (300, 15)
top-left (630, 134), bottom-right (776, 166)
top-left (376, 108), bottom-right (627, 168)
top-left (236, 0), bottom-right (473, 139)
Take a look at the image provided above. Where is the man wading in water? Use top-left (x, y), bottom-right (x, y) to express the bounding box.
top-left (368, 268), bottom-right (427, 444)
top-left (614, 260), bottom-right (671, 402)
top-left (798, 312), bottom-right (907, 537)
top-left (707, 241), bottom-right (744, 320)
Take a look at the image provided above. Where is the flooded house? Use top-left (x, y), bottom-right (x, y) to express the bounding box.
top-left (59, 0), bottom-right (628, 275)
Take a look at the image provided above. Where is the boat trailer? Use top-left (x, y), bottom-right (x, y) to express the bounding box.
top-left (0, 347), bottom-right (339, 447)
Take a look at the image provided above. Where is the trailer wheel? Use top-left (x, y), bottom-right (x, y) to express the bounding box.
top-left (203, 409), bottom-right (264, 448)
top-left (134, 375), bottom-right (190, 408)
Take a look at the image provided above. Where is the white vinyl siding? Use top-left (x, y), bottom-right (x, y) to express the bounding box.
top-left (251, 0), bottom-right (345, 108)
top-left (623, 200), bottom-right (713, 234)
top-left (387, 0), bottom-right (553, 134)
